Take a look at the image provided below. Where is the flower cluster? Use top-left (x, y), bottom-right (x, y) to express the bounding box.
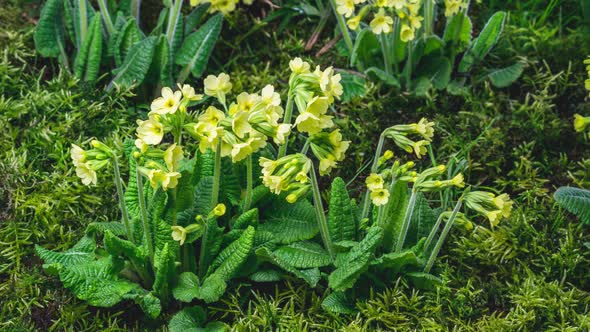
top-left (190, 0), bottom-right (253, 15)
top-left (260, 154), bottom-right (312, 203)
top-left (464, 191), bottom-right (513, 227)
top-left (384, 118), bottom-right (434, 158)
top-left (443, 0), bottom-right (467, 17)
top-left (338, 0), bottom-right (423, 42)
top-left (70, 140), bottom-right (113, 186)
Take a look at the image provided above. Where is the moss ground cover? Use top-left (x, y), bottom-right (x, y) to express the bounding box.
top-left (1, 0), bottom-right (589, 330)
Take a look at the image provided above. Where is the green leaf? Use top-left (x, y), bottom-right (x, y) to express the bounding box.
top-left (371, 250), bottom-right (420, 274)
top-left (488, 62), bottom-right (524, 88)
top-left (207, 226), bottom-right (255, 279)
top-left (407, 192), bottom-right (437, 247)
top-left (322, 291), bottom-right (356, 314)
top-left (63, 0), bottom-right (75, 44)
top-left (339, 72), bottom-right (367, 103)
top-left (406, 272), bottom-right (443, 290)
top-left (351, 28), bottom-right (381, 69)
top-left (113, 18), bottom-right (141, 66)
top-left (364, 67), bottom-right (400, 87)
top-left (169, 306), bottom-right (207, 332)
top-left (176, 14), bottom-right (223, 80)
top-left (59, 256), bottom-right (141, 307)
top-left (382, 181), bottom-right (409, 251)
top-left (232, 208), bottom-right (259, 230)
top-left (415, 56), bottom-right (451, 90)
top-left (199, 217), bottom-right (225, 274)
top-left (459, 11), bottom-right (506, 72)
top-left (555, 187), bottom-right (590, 224)
top-left (443, 12), bottom-right (472, 53)
top-left (259, 199), bottom-right (318, 244)
top-left (153, 243), bottom-right (176, 300)
top-left (249, 269), bottom-right (283, 282)
top-left (194, 176), bottom-right (215, 216)
top-left (73, 14), bottom-right (102, 81)
top-left (147, 35), bottom-right (173, 87)
top-left (173, 272), bottom-right (200, 302)
top-left (85, 222), bottom-right (127, 237)
top-left (109, 35), bottom-right (157, 89)
top-left (328, 226), bottom-right (383, 291)
top-left (184, 4), bottom-right (210, 35)
top-left (35, 0), bottom-right (66, 58)
top-left (423, 35), bottom-right (445, 56)
top-left (137, 292), bottom-right (162, 319)
top-left (273, 241), bottom-right (332, 269)
top-left (328, 177), bottom-right (356, 243)
top-left (35, 235), bottom-right (95, 269)
top-left (104, 230), bottom-right (147, 267)
top-left (255, 247), bottom-right (321, 287)
top-left (197, 273), bottom-right (226, 303)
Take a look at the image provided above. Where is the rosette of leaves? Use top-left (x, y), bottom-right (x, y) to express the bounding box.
top-left (36, 141), bottom-right (257, 329)
top-left (348, 10), bottom-right (523, 96)
top-left (34, 0), bottom-right (222, 91)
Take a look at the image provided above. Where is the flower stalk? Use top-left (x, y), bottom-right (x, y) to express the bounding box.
top-left (395, 188), bottom-right (418, 252)
top-left (112, 156), bottom-right (134, 243)
top-left (278, 93), bottom-right (295, 158)
top-left (310, 163), bottom-right (334, 258)
top-left (136, 161), bottom-right (155, 262)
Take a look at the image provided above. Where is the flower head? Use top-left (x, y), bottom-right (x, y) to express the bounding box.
top-left (371, 188), bottom-right (390, 206)
top-left (370, 9), bottom-right (394, 34)
top-left (171, 226), bottom-right (187, 245)
top-left (136, 116), bottom-right (164, 145)
top-left (150, 87), bottom-right (182, 115)
top-left (213, 203), bottom-right (226, 216)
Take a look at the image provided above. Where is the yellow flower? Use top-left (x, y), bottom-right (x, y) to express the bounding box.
top-left (261, 85), bottom-right (281, 107)
top-left (370, 9), bottom-right (393, 34)
top-left (383, 150), bottom-right (394, 160)
top-left (319, 155), bottom-right (338, 175)
top-left (409, 15), bottom-right (423, 30)
top-left (400, 24), bottom-right (415, 42)
top-left (136, 116), bottom-right (164, 145)
top-left (209, 0), bottom-right (237, 14)
top-left (171, 226), bottom-right (187, 245)
top-left (315, 66), bottom-right (343, 101)
top-left (194, 122), bottom-right (224, 153)
top-left (371, 188), bottom-right (390, 206)
top-left (232, 111), bottom-right (252, 138)
top-left (295, 97), bottom-right (333, 134)
top-left (134, 139), bottom-right (149, 154)
top-left (204, 73), bottom-right (232, 97)
top-left (75, 162), bottom-right (98, 186)
top-left (199, 106), bottom-right (226, 126)
top-left (347, 15), bottom-right (362, 30)
top-left (164, 143), bottom-right (183, 172)
top-left (366, 173), bottom-right (384, 191)
top-left (574, 114), bottom-right (590, 132)
top-left (178, 83), bottom-right (203, 101)
top-left (70, 144), bottom-right (86, 166)
top-left (289, 57), bottom-right (311, 74)
top-left (328, 129), bottom-right (350, 160)
top-left (336, 0), bottom-right (355, 18)
top-left (450, 173), bottom-right (465, 188)
top-left (412, 140), bottom-right (429, 158)
top-left (213, 203), bottom-right (226, 216)
top-left (486, 210), bottom-right (502, 228)
top-left (150, 87), bottom-right (182, 115)
top-left (274, 124), bottom-right (292, 145)
top-left (494, 193), bottom-right (513, 218)
top-left (444, 0), bottom-right (463, 17)
top-left (236, 92), bottom-right (260, 113)
top-left (231, 141), bottom-right (253, 162)
top-left (160, 171), bottom-right (181, 190)
top-left (389, 0), bottom-right (405, 9)
top-left (415, 118), bottom-right (435, 140)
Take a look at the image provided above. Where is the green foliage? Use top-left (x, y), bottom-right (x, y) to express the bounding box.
top-left (555, 187), bottom-right (590, 225)
top-left (34, 1), bottom-right (223, 90)
top-left (327, 177), bottom-right (356, 243)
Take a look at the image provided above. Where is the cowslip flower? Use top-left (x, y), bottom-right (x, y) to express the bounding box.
top-left (171, 226), bottom-right (187, 245)
top-left (178, 83), bottom-right (203, 102)
top-left (574, 114), bottom-right (590, 132)
top-left (366, 173), bottom-right (384, 191)
top-left (213, 203), bottom-right (226, 216)
top-left (150, 87), bottom-right (182, 115)
top-left (315, 66), bottom-right (343, 102)
top-left (136, 116), bottom-right (164, 145)
top-left (295, 96), bottom-right (334, 134)
top-left (444, 0), bottom-right (465, 17)
top-left (75, 162), bottom-right (98, 186)
top-left (371, 188), bottom-right (390, 206)
top-left (370, 9), bottom-right (393, 34)
top-left (259, 154), bottom-right (312, 196)
top-left (71, 144), bottom-right (86, 166)
top-left (289, 57), bottom-right (311, 74)
top-left (204, 73), bottom-right (232, 104)
top-left (164, 144), bottom-right (183, 172)
top-left (347, 15), bottom-right (362, 30)
top-left (465, 191), bottom-right (513, 227)
top-left (336, 0), bottom-right (355, 18)
top-left (400, 24), bottom-right (415, 42)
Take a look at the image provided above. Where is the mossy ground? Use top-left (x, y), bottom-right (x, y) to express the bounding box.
top-left (1, 1), bottom-right (589, 330)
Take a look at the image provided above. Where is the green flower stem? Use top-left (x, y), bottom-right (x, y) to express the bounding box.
top-left (130, 0), bottom-right (141, 24)
top-left (380, 34), bottom-right (393, 76)
top-left (97, 0), bottom-right (114, 36)
top-left (392, 18), bottom-right (400, 75)
top-left (328, 0), bottom-right (354, 53)
top-left (423, 197), bottom-right (464, 273)
top-left (136, 163), bottom-right (154, 262)
top-left (112, 156), bottom-right (134, 243)
top-left (424, 0), bottom-right (434, 37)
top-left (243, 155), bottom-right (253, 211)
top-left (423, 213), bottom-right (445, 255)
top-left (165, 0), bottom-right (183, 47)
top-left (211, 142), bottom-right (222, 207)
top-left (77, 0), bottom-right (88, 45)
top-left (395, 189), bottom-right (418, 252)
top-left (310, 163), bottom-right (334, 258)
top-left (361, 133), bottom-right (386, 220)
top-left (198, 222), bottom-right (209, 278)
top-left (278, 93), bottom-right (295, 158)
top-left (405, 42), bottom-right (413, 90)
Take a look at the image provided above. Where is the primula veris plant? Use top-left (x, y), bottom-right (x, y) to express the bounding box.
top-left (330, 0), bottom-right (523, 95)
top-left (555, 58), bottom-right (590, 228)
top-left (36, 58), bottom-right (513, 326)
top-left (33, 0), bottom-right (246, 91)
